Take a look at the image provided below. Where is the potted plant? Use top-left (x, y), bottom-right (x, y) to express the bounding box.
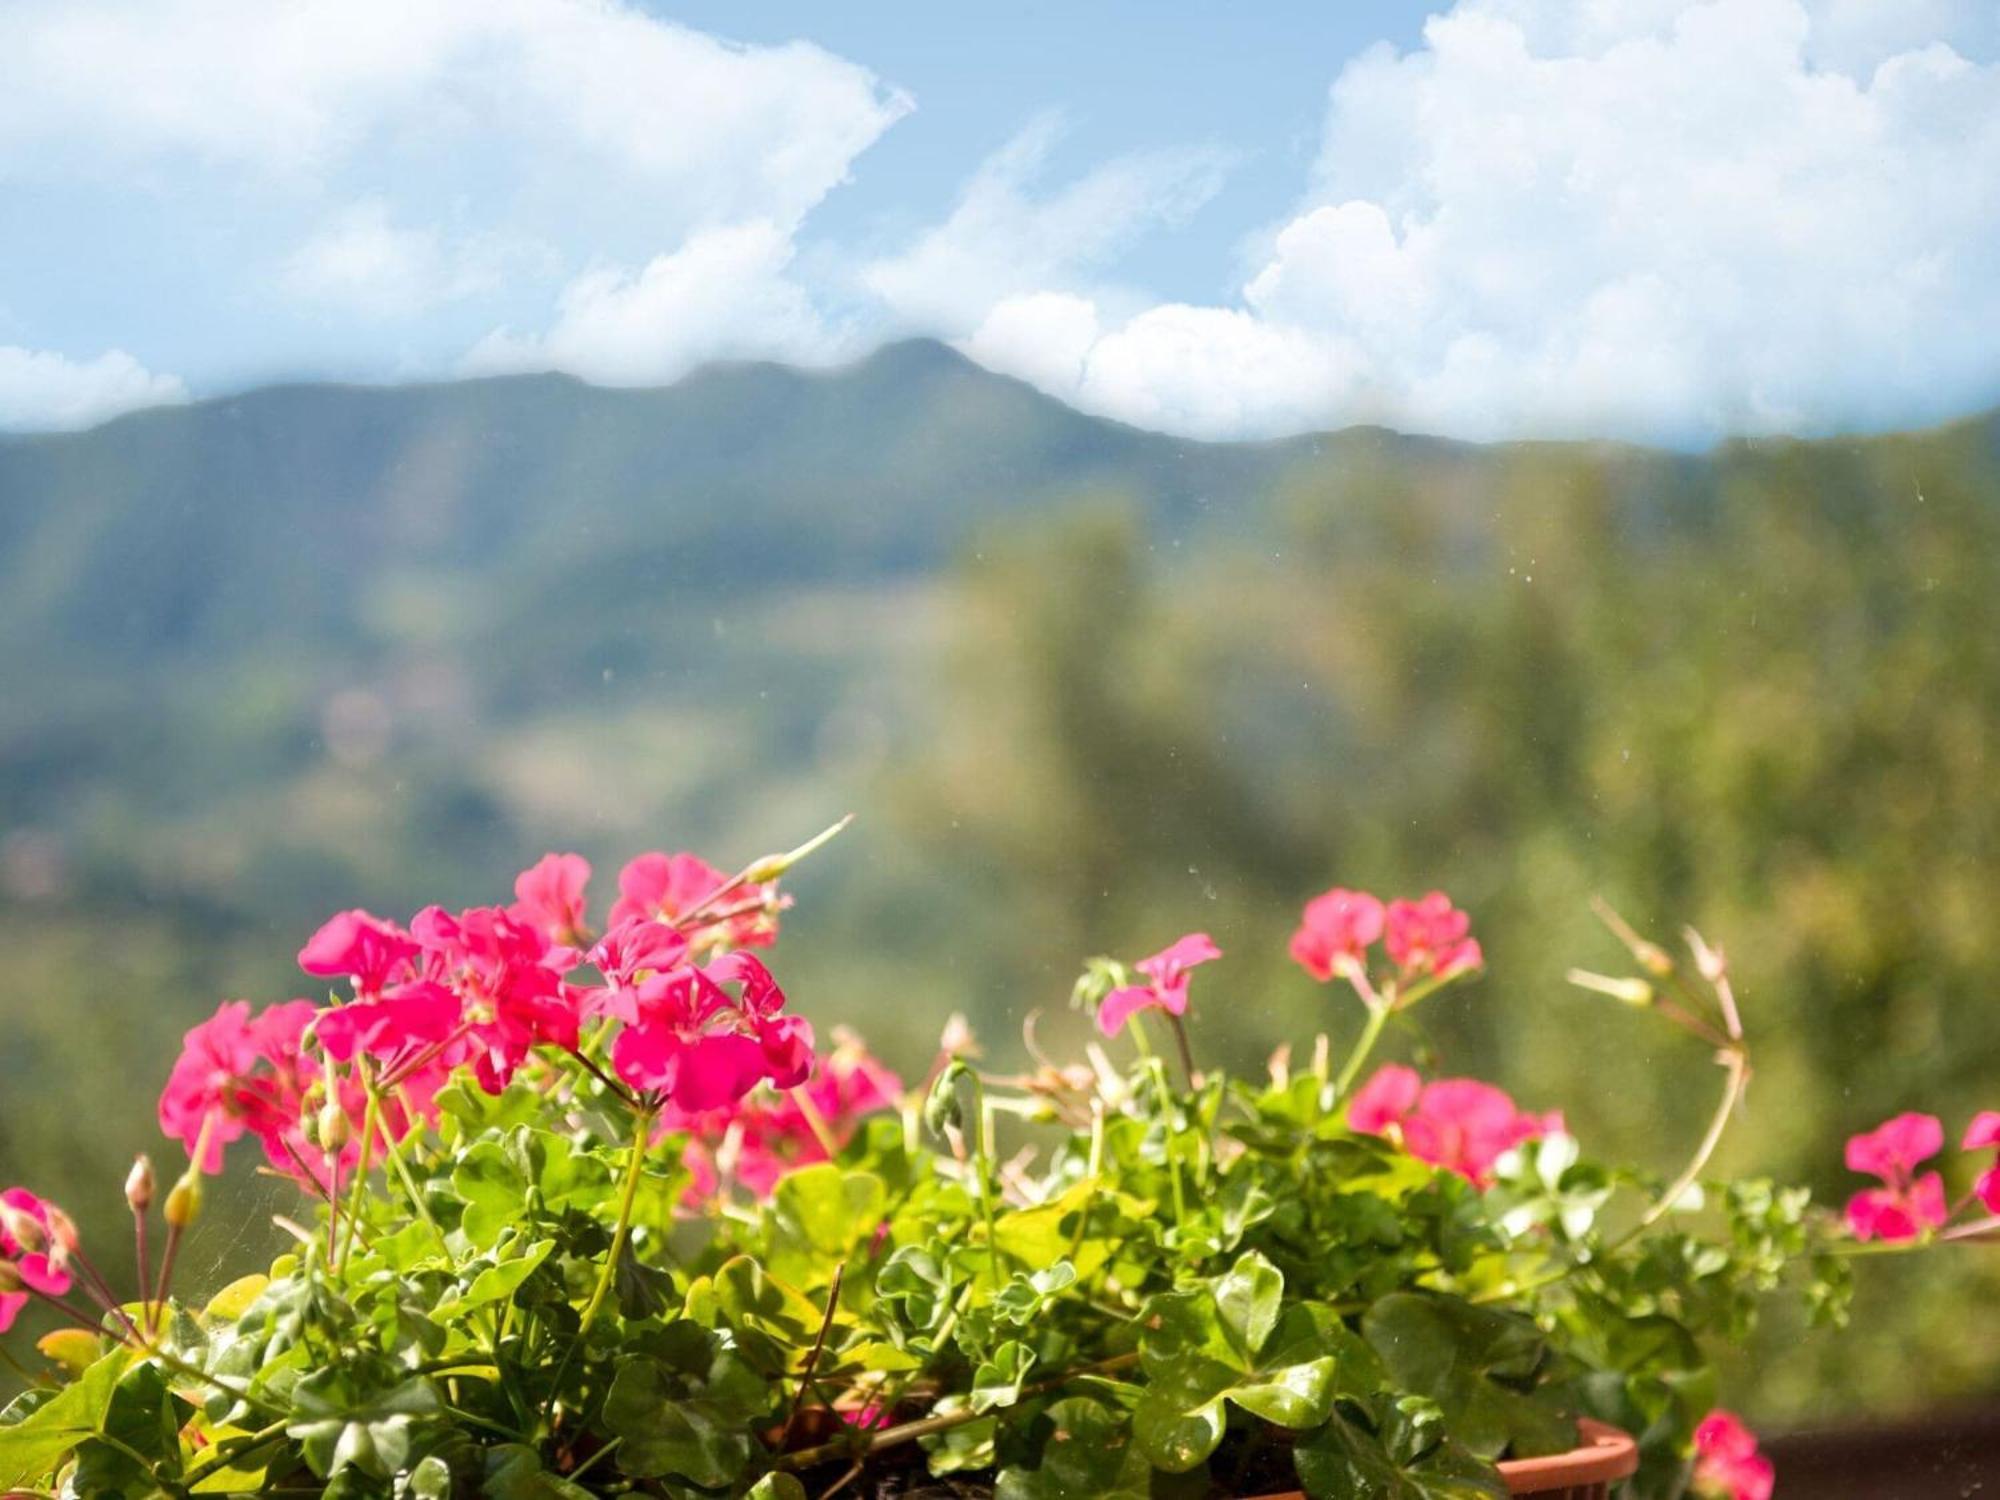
top-left (1, 822), bottom-right (1993, 1498)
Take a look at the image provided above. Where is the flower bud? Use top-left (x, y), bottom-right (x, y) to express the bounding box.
top-left (0, 1202), bottom-right (46, 1257)
top-left (164, 1174), bottom-right (203, 1231)
top-left (743, 813), bottom-right (854, 883)
top-left (1566, 968), bottom-right (1655, 1007)
top-left (939, 1012), bottom-right (979, 1060)
top-left (1686, 927), bottom-right (1728, 985)
top-left (43, 1205), bottom-right (80, 1258)
top-left (317, 1101), bottom-right (352, 1151)
top-left (126, 1155), bottom-right (156, 1214)
top-left (0, 1259), bottom-right (22, 1294)
top-left (1632, 941), bottom-right (1675, 979)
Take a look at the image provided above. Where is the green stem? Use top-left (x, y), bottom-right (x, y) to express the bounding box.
top-left (337, 1088), bottom-right (382, 1273)
top-left (579, 1106), bottom-right (656, 1330)
top-left (1166, 1013), bottom-right (1198, 1092)
top-left (966, 1076), bottom-right (1002, 1287)
top-left (360, 1076), bottom-right (446, 1254)
top-left (1332, 1002), bottom-right (1392, 1101)
top-left (1631, 1048), bottom-right (1748, 1237)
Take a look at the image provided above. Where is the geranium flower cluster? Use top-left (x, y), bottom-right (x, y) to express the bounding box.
top-left (157, 848), bottom-right (811, 1188)
top-left (1692, 1409), bottom-right (1774, 1500)
top-left (1842, 1109), bottom-right (2000, 1242)
top-left (1290, 887), bottom-right (1483, 989)
top-left (1348, 1065), bottom-right (1561, 1186)
top-left (666, 1031), bottom-right (903, 1199)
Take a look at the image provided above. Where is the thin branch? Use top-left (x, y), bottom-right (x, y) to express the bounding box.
top-left (779, 1261), bottom-right (845, 1451)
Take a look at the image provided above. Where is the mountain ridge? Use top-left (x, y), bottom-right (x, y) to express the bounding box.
top-left (6, 336), bottom-right (1996, 461)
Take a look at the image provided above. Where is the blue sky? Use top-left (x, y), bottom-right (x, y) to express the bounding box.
top-left (1, 1), bottom-right (1997, 443)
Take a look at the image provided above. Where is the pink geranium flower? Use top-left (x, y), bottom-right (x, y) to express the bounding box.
top-left (1348, 1064), bottom-right (1422, 1133)
top-left (1692, 1410), bottom-right (1775, 1500)
top-left (609, 851), bottom-right (784, 951)
top-left (1384, 892), bottom-right (1483, 980)
top-left (298, 910), bottom-right (421, 996)
top-left (609, 952), bottom-right (811, 1111)
top-left (667, 1031), bottom-right (903, 1200)
top-left (1348, 1066), bottom-right (1552, 1186)
top-left (1289, 889), bottom-right (1385, 982)
top-left (412, 904), bottom-right (584, 1092)
top-left (1843, 1112), bottom-right (1948, 1242)
top-left (1963, 1111), bottom-right (2000, 1215)
top-left (510, 853), bottom-right (593, 946)
top-left (1097, 933), bottom-right (1221, 1036)
top-left (314, 981), bottom-right (462, 1065)
top-left (0, 1188), bottom-right (75, 1332)
top-left (158, 999), bottom-right (319, 1172)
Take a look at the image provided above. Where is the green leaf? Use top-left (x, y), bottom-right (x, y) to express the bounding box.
top-left (993, 1261), bottom-right (1078, 1326)
top-left (995, 1397), bottom-right (1159, 1500)
top-left (746, 1476), bottom-right (810, 1500)
top-left (1295, 1410), bottom-right (1507, 1500)
top-left (0, 1348), bottom-right (132, 1489)
top-left (769, 1165), bottom-right (888, 1280)
top-left (716, 1255), bottom-right (831, 1349)
top-left (970, 1339), bottom-right (1036, 1415)
top-left (473, 1237), bottom-right (557, 1304)
top-left (1214, 1250), bottom-right (1283, 1359)
top-left (407, 1453), bottom-right (455, 1499)
top-left (71, 1359), bottom-right (189, 1494)
top-left (287, 1370), bottom-right (442, 1481)
top-left (451, 1139), bottom-right (530, 1251)
top-left (599, 1346), bottom-right (760, 1488)
top-left (875, 1245), bottom-right (956, 1335)
top-left (1133, 1277), bottom-right (1383, 1471)
top-left (481, 1442), bottom-right (600, 1500)
top-left (1362, 1293), bottom-right (1575, 1460)
top-left (918, 1394), bottom-right (997, 1476)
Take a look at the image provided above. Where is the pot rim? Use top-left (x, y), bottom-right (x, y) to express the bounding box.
top-left (1493, 1418), bottom-right (1640, 1490)
top-left (1237, 1416), bottom-right (1639, 1499)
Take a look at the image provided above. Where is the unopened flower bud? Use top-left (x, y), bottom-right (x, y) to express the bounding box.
top-left (1686, 927), bottom-right (1728, 985)
top-left (317, 1101), bottom-right (352, 1151)
top-left (0, 1202), bottom-right (46, 1257)
top-left (939, 1012), bottom-right (979, 1059)
top-left (126, 1155), bottom-right (156, 1214)
top-left (165, 1174), bottom-right (203, 1231)
top-left (1566, 969), bottom-right (1655, 1007)
top-left (744, 813), bottom-right (854, 883)
top-left (43, 1205), bottom-right (80, 1258)
top-left (0, 1259), bottom-right (22, 1294)
top-left (1632, 941), bottom-right (1675, 978)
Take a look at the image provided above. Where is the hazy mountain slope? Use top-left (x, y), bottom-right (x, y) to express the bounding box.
top-left (0, 341), bottom-right (1325, 671)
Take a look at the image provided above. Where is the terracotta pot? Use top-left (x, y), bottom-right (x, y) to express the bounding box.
top-left (1243, 1417), bottom-right (1639, 1500)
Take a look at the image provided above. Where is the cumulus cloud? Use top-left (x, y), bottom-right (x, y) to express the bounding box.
top-left (962, 0), bottom-right (2000, 442)
top-left (0, 346), bottom-right (187, 431)
top-left (464, 221), bottom-right (845, 385)
top-left (862, 116), bottom-right (1231, 336)
top-left (0, 0), bottom-right (908, 389)
top-left (0, 0), bottom-right (908, 231)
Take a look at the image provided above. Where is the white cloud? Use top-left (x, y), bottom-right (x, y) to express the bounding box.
top-left (464, 221), bottom-right (844, 385)
top-left (280, 202), bottom-right (525, 318)
top-left (0, 346), bottom-right (187, 431)
top-left (0, 0), bottom-right (909, 231)
top-left (0, 0), bottom-right (909, 361)
top-left (959, 0), bottom-right (2000, 442)
top-left (862, 116), bottom-right (1230, 335)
